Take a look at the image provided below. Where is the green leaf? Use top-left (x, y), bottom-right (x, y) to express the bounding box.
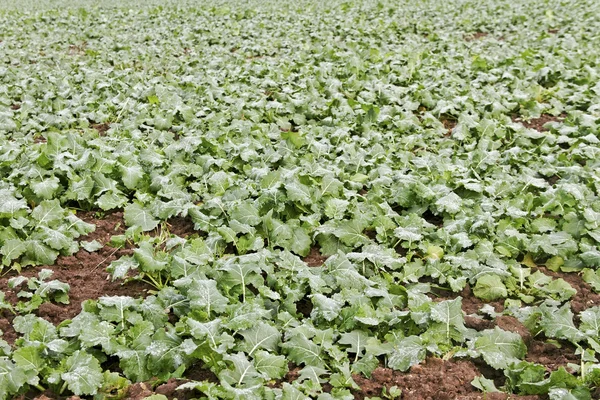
top-left (324, 199), bottom-right (349, 220)
top-left (0, 192), bottom-right (28, 217)
top-left (31, 176), bottom-right (61, 199)
top-left (124, 202), bottom-right (159, 232)
top-left (120, 164), bottom-right (145, 190)
top-left (334, 219), bottom-right (370, 247)
top-left (430, 297), bottom-right (466, 338)
top-left (220, 352), bottom-right (263, 387)
top-left (580, 306), bottom-right (600, 337)
top-left (285, 181), bottom-right (313, 206)
top-left (435, 192), bottom-right (462, 214)
top-left (25, 240), bottom-right (59, 265)
top-left (230, 203), bottom-right (261, 226)
top-left (81, 240), bottom-right (103, 252)
top-left (338, 330), bottom-right (370, 359)
top-left (96, 371), bottom-right (131, 400)
top-left (117, 349), bottom-right (151, 382)
top-left (79, 320), bottom-right (116, 352)
top-left (582, 269), bottom-right (600, 292)
top-left (183, 278), bottom-right (229, 315)
top-left (107, 256), bottom-right (139, 280)
top-left (30, 200), bottom-right (64, 225)
top-left (0, 358), bottom-right (28, 400)
top-left (39, 226), bottom-right (72, 250)
top-left (253, 350), bottom-right (288, 380)
top-left (1, 239), bottom-right (27, 265)
top-left (218, 258), bottom-right (263, 302)
top-left (98, 296), bottom-right (140, 328)
top-left (282, 335), bottom-right (325, 368)
top-left (475, 327), bottom-right (527, 369)
top-left (239, 322), bottom-right (281, 356)
top-left (12, 346), bottom-right (45, 374)
top-left (538, 303), bottom-right (584, 342)
top-left (311, 293), bottom-right (342, 322)
top-left (473, 275), bottom-right (508, 301)
top-left (471, 376), bottom-right (500, 393)
top-left (388, 336), bottom-right (426, 372)
top-left (62, 350), bottom-right (104, 395)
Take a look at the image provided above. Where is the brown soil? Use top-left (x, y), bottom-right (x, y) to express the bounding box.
top-left (496, 315), bottom-right (533, 346)
top-left (352, 358), bottom-right (540, 400)
top-left (0, 211), bottom-right (150, 345)
top-left (421, 209), bottom-right (444, 228)
top-left (432, 284), bottom-right (505, 315)
top-left (465, 32), bottom-right (489, 41)
top-left (125, 363), bottom-right (219, 400)
top-left (526, 338), bottom-right (579, 372)
top-left (165, 215), bottom-right (197, 238)
top-left (535, 266), bottom-right (600, 315)
top-left (126, 378), bottom-right (212, 400)
top-left (545, 174), bottom-right (560, 186)
top-left (303, 246), bottom-right (328, 267)
top-left (68, 42), bottom-right (87, 56)
top-left (440, 117), bottom-right (457, 137)
top-left (90, 122), bottom-right (111, 135)
top-left (512, 113), bottom-right (566, 132)
top-left (295, 296), bottom-right (313, 318)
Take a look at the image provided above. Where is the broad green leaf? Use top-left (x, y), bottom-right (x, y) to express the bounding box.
top-left (30, 200), bottom-right (64, 225)
top-left (98, 296), bottom-right (140, 329)
top-left (1, 239), bottom-right (27, 265)
top-left (184, 278), bottom-right (229, 315)
top-left (0, 358), bottom-right (27, 400)
top-left (81, 240), bottom-right (103, 252)
top-left (107, 256), bottom-right (139, 280)
top-left (239, 322), bottom-right (280, 356)
top-left (12, 346), bottom-right (45, 374)
top-left (253, 350), bottom-right (287, 380)
top-left (31, 176), bottom-right (61, 199)
top-left (220, 352), bottom-right (263, 387)
top-left (388, 336), bottom-right (426, 372)
top-left (338, 330), bottom-right (369, 359)
top-left (282, 335), bottom-right (325, 368)
top-left (582, 269), bottom-right (600, 292)
top-left (25, 240), bottom-right (59, 265)
top-left (538, 303), bottom-right (584, 342)
top-left (475, 327), bottom-right (527, 369)
top-left (62, 350), bottom-right (104, 396)
top-left (580, 306), bottom-right (600, 337)
top-left (124, 202), bottom-right (159, 231)
top-left (230, 203), bottom-right (261, 226)
top-left (473, 275), bottom-right (508, 301)
top-left (430, 297), bottom-right (465, 336)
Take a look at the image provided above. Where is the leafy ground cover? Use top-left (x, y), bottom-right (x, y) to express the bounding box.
top-left (1, 0), bottom-right (600, 398)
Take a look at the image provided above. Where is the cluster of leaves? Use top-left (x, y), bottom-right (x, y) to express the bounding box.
top-left (7, 269), bottom-right (69, 313)
top-left (0, 0), bottom-right (599, 398)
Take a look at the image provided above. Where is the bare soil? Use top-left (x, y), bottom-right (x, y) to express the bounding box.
top-left (440, 117), bottom-right (457, 137)
top-left (303, 245), bottom-right (329, 267)
top-left (464, 32), bottom-right (489, 41)
top-left (90, 122), bottom-right (111, 135)
top-left (353, 359), bottom-right (541, 400)
top-left (512, 113), bottom-right (566, 132)
top-left (0, 211), bottom-right (150, 344)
